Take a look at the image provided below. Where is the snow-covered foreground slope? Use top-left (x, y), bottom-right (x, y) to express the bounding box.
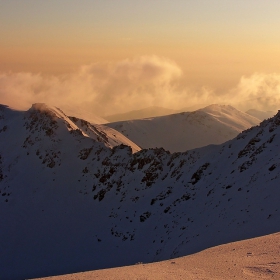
top-left (34, 232), bottom-right (280, 280)
top-left (1, 103), bottom-right (280, 279)
top-left (107, 104), bottom-right (260, 152)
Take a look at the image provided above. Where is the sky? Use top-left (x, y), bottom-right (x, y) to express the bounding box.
top-left (1, 0), bottom-right (280, 116)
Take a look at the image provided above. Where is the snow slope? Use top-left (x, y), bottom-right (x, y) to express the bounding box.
top-left (69, 116), bottom-right (141, 153)
top-left (35, 232), bottom-right (280, 280)
top-left (20, 103), bottom-right (141, 153)
top-left (1, 103), bottom-right (280, 279)
top-left (107, 104), bottom-right (260, 152)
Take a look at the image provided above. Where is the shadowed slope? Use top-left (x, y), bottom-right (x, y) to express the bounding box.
top-left (1, 104), bottom-right (280, 279)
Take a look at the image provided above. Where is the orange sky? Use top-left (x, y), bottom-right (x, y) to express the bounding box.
top-left (1, 1), bottom-right (280, 114)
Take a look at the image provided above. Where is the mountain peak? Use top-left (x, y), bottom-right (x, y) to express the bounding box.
top-left (201, 104), bottom-right (240, 114)
top-left (0, 104), bottom-right (10, 110)
top-left (30, 103), bottom-right (67, 118)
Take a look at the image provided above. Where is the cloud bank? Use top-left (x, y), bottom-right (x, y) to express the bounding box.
top-left (0, 56), bottom-right (184, 117)
top-left (229, 73), bottom-right (280, 112)
top-left (0, 56), bottom-right (280, 120)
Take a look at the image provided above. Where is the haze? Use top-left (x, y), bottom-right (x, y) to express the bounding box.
top-left (1, 0), bottom-right (280, 115)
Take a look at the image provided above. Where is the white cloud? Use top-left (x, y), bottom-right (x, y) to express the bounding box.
top-left (229, 73), bottom-right (280, 111)
top-left (0, 56), bottom-right (184, 117)
top-left (1, 58), bottom-right (280, 119)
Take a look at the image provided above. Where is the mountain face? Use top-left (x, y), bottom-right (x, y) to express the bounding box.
top-left (104, 106), bottom-right (178, 122)
top-left (246, 109), bottom-right (276, 121)
top-left (68, 116), bottom-right (141, 153)
top-left (1, 103), bottom-right (280, 280)
top-left (107, 104), bottom-right (260, 152)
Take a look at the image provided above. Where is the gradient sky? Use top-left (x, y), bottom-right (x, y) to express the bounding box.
top-left (1, 0), bottom-right (280, 114)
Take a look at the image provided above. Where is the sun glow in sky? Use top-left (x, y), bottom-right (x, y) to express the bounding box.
top-left (1, 0), bottom-right (280, 115)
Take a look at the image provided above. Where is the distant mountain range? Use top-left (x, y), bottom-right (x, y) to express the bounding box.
top-left (104, 106), bottom-right (179, 122)
top-left (246, 109), bottom-right (276, 121)
top-left (60, 104), bottom-right (109, 124)
top-left (107, 104), bottom-right (260, 152)
top-left (1, 102), bottom-right (280, 279)
top-left (104, 105), bottom-right (276, 123)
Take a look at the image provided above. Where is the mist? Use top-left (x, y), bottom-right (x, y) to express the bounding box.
top-left (0, 56), bottom-right (280, 119)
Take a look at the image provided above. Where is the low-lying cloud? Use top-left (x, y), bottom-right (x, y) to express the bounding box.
top-left (229, 73), bottom-right (280, 112)
top-left (0, 56), bottom-right (280, 120)
top-left (0, 56), bottom-right (183, 117)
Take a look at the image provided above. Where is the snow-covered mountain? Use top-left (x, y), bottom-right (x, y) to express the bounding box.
top-left (107, 104), bottom-right (260, 152)
top-left (246, 109), bottom-right (276, 121)
top-left (104, 106), bottom-right (178, 122)
top-left (1, 103), bottom-right (280, 280)
top-left (26, 103), bottom-right (140, 152)
top-left (68, 116), bottom-right (140, 153)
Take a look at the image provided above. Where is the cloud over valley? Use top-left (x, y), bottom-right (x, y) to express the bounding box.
top-left (0, 56), bottom-right (280, 118)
